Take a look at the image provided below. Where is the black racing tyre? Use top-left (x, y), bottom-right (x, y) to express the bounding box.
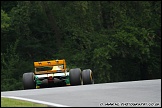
top-left (23, 72), bottom-right (35, 89)
top-left (69, 68), bottom-right (82, 86)
top-left (82, 69), bottom-right (94, 85)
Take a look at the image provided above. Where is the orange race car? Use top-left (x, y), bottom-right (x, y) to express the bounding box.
top-left (22, 59), bottom-right (94, 89)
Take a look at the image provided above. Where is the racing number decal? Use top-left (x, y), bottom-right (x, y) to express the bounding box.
top-left (38, 62), bottom-right (42, 65)
top-left (47, 62), bottom-right (51, 65)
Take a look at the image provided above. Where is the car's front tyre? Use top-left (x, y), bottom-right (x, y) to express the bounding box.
top-left (82, 69), bottom-right (94, 85)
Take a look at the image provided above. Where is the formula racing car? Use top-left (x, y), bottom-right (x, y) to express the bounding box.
top-left (22, 59), bottom-right (94, 89)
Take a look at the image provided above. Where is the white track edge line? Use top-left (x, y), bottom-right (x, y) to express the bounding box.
top-left (1, 96), bottom-right (70, 107)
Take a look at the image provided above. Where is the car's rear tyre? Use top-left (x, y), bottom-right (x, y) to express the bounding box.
top-left (23, 72), bottom-right (35, 89)
top-left (69, 68), bottom-right (82, 86)
top-left (82, 69), bottom-right (94, 85)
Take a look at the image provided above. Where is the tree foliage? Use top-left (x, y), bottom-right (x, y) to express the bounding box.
top-left (1, 1), bottom-right (161, 91)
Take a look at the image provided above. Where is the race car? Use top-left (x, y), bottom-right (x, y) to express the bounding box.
top-left (22, 59), bottom-right (94, 89)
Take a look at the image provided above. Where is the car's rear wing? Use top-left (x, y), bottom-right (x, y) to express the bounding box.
top-left (34, 59), bottom-right (66, 69)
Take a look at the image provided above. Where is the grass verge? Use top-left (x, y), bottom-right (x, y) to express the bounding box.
top-left (1, 97), bottom-right (48, 107)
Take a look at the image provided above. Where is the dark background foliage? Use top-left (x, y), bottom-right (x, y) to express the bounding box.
top-left (1, 1), bottom-right (161, 91)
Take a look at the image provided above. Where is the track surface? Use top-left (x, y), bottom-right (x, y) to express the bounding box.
top-left (1, 79), bottom-right (161, 107)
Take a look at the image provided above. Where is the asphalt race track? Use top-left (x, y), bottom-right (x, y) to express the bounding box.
top-left (1, 79), bottom-right (161, 107)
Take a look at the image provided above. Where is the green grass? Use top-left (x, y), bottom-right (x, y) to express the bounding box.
top-left (1, 97), bottom-right (48, 107)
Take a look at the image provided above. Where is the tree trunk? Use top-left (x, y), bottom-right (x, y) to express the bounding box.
top-left (41, 1), bottom-right (61, 51)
